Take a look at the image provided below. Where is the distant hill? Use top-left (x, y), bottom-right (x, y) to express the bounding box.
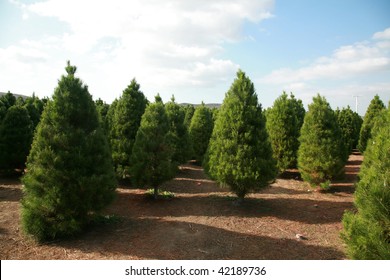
top-left (180, 103), bottom-right (221, 109)
top-left (0, 91), bottom-right (30, 100)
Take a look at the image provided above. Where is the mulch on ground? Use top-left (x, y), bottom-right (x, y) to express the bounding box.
top-left (0, 153), bottom-right (362, 259)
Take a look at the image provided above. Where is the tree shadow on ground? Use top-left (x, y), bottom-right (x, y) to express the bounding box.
top-left (111, 190), bottom-right (353, 224)
top-left (0, 185), bottom-right (22, 202)
top-left (56, 218), bottom-right (345, 260)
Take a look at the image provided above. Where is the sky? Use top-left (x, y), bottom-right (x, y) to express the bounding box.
top-left (1, 0), bottom-right (389, 115)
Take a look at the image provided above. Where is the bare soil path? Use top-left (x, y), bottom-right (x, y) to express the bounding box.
top-left (0, 152), bottom-right (362, 259)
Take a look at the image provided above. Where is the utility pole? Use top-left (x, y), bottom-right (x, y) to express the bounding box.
top-left (353, 95), bottom-right (361, 114)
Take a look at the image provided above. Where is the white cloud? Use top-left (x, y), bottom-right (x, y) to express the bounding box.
top-left (258, 27), bottom-right (390, 113)
top-left (2, 0), bottom-right (274, 102)
top-left (261, 38), bottom-right (390, 84)
top-left (373, 27), bottom-right (390, 40)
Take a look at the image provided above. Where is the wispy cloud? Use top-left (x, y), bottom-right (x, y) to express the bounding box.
top-left (261, 30), bottom-right (390, 84)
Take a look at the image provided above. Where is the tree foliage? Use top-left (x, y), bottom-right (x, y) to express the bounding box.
top-left (358, 95), bottom-right (385, 153)
top-left (0, 105), bottom-right (33, 171)
top-left (24, 94), bottom-right (45, 129)
top-left (341, 107), bottom-right (390, 259)
top-left (298, 94), bottom-right (346, 188)
top-left (165, 96), bottom-right (192, 164)
top-left (0, 92), bottom-right (16, 109)
top-left (206, 70), bottom-right (277, 200)
top-left (130, 96), bottom-right (174, 199)
top-left (183, 104), bottom-right (195, 128)
top-left (95, 98), bottom-right (110, 133)
top-left (109, 79), bottom-right (148, 178)
top-left (335, 106), bottom-right (362, 155)
top-left (21, 61), bottom-right (116, 241)
top-left (189, 103), bottom-right (214, 163)
top-left (266, 92), bottom-right (305, 171)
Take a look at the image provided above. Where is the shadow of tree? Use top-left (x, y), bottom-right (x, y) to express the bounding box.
top-left (56, 218), bottom-right (345, 260)
top-left (0, 185), bottom-right (22, 202)
top-left (110, 190), bottom-right (353, 224)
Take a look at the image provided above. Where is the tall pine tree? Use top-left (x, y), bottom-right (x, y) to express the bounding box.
top-left (21, 61), bottom-right (116, 241)
top-left (266, 92), bottom-right (305, 171)
top-left (0, 105), bottom-right (33, 172)
top-left (206, 70), bottom-right (276, 201)
top-left (165, 96), bottom-right (192, 164)
top-left (110, 79), bottom-right (148, 178)
top-left (189, 103), bottom-right (214, 164)
top-left (130, 96), bottom-right (174, 199)
top-left (358, 95), bottom-right (385, 153)
top-left (336, 106), bottom-right (362, 156)
top-left (341, 107), bottom-right (390, 259)
top-left (298, 94), bottom-right (346, 189)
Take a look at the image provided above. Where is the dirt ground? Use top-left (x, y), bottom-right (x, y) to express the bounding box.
top-left (0, 152), bottom-right (362, 260)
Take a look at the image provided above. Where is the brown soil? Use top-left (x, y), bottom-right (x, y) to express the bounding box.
top-left (0, 153), bottom-right (362, 260)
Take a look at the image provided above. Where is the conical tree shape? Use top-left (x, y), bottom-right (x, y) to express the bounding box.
top-left (266, 92), bottom-right (305, 171)
top-left (110, 79), bottom-right (148, 178)
top-left (336, 106), bottom-right (362, 156)
top-left (298, 94), bottom-right (346, 188)
top-left (130, 96), bottom-right (174, 199)
top-left (21, 61), bottom-right (116, 241)
top-left (206, 70), bottom-right (277, 200)
top-left (165, 96), bottom-right (191, 164)
top-left (189, 103), bottom-right (214, 164)
top-left (0, 105), bottom-right (33, 171)
top-left (358, 95), bottom-right (385, 153)
top-left (341, 107), bottom-right (390, 259)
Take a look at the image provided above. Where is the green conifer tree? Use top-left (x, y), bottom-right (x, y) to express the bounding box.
top-left (0, 92), bottom-right (16, 109)
top-left (95, 98), bottom-right (110, 133)
top-left (206, 70), bottom-right (277, 201)
top-left (21, 61), bottom-right (116, 241)
top-left (298, 94), bottom-right (346, 189)
top-left (110, 79), bottom-right (148, 178)
top-left (0, 105), bottom-right (33, 172)
top-left (183, 104), bottom-right (195, 128)
top-left (358, 95), bottom-right (385, 153)
top-left (24, 94), bottom-right (45, 129)
top-left (189, 103), bottom-right (214, 164)
top-left (341, 107), bottom-right (390, 259)
top-left (0, 100), bottom-right (6, 122)
top-left (266, 92), bottom-right (305, 171)
top-left (130, 96), bottom-right (174, 199)
top-left (165, 96), bottom-right (191, 164)
top-left (336, 106), bottom-right (362, 156)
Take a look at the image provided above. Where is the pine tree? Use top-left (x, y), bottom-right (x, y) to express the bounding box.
top-left (0, 99), bottom-right (6, 122)
top-left (21, 61), bottom-right (116, 241)
top-left (0, 105), bottom-right (33, 172)
top-left (266, 92), bottom-right (305, 171)
top-left (358, 95), bottom-right (385, 153)
top-left (298, 95), bottom-right (346, 189)
top-left (95, 98), bottom-right (110, 133)
top-left (24, 94), bottom-right (45, 129)
top-left (189, 103), bottom-right (214, 163)
top-left (183, 104), bottom-right (195, 128)
top-left (0, 91), bottom-right (16, 109)
top-left (165, 96), bottom-right (191, 164)
top-left (206, 70), bottom-right (277, 201)
top-left (110, 79), bottom-right (148, 178)
top-left (336, 106), bottom-right (362, 156)
top-left (341, 107), bottom-right (390, 259)
top-left (130, 96), bottom-right (174, 199)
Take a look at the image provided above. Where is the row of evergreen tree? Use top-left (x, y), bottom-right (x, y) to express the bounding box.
top-left (0, 92), bottom-right (46, 173)
top-left (1, 62), bottom-right (387, 259)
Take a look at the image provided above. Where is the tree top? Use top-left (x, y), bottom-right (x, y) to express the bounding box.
top-left (65, 60), bottom-right (77, 76)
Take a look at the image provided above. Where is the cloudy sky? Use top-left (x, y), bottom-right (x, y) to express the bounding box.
top-left (1, 0), bottom-right (389, 114)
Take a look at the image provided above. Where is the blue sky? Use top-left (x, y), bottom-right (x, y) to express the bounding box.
top-left (1, 0), bottom-right (389, 114)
